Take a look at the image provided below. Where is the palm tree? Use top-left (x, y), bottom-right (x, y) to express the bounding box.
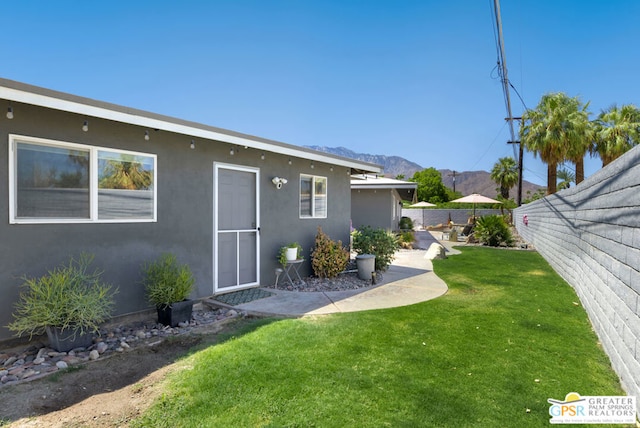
top-left (490, 157), bottom-right (518, 199)
top-left (562, 102), bottom-right (592, 185)
top-left (520, 92), bottom-right (591, 194)
top-left (592, 104), bottom-right (640, 167)
top-left (557, 166), bottom-right (575, 190)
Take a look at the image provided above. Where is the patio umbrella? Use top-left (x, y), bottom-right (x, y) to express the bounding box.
top-left (409, 201), bottom-right (436, 208)
top-left (409, 201), bottom-right (436, 227)
top-left (450, 193), bottom-right (501, 219)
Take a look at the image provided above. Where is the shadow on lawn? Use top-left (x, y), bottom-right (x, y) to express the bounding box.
top-left (0, 317), bottom-right (274, 423)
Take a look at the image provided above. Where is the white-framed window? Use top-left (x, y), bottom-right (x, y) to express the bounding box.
top-left (9, 134), bottom-right (157, 224)
top-left (299, 174), bottom-right (327, 218)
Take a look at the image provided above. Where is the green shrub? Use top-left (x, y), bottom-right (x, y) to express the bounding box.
top-left (399, 216), bottom-right (413, 231)
top-left (142, 253), bottom-right (195, 308)
top-left (311, 226), bottom-right (350, 278)
top-left (474, 215), bottom-right (514, 247)
top-left (7, 253), bottom-right (117, 339)
top-left (398, 231), bottom-right (415, 249)
top-left (351, 226), bottom-right (400, 271)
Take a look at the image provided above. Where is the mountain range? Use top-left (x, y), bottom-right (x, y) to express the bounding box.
top-left (307, 145), bottom-right (545, 199)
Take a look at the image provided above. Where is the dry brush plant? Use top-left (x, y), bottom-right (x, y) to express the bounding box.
top-left (310, 226), bottom-right (349, 278)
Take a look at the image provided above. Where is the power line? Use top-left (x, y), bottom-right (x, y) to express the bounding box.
top-left (491, 0), bottom-right (525, 205)
top-left (492, 0), bottom-right (517, 144)
top-left (509, 81), bottom-right (530, 112)
top-left (523, 166), bottom-right (546, 182)
top-left (470, 121), bottom-right (508, 171)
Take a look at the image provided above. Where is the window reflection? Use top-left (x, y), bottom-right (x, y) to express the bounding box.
top-left (16, 143), bottom-right (90, 218)
top-left (98, 151), bottom-right (154, 219)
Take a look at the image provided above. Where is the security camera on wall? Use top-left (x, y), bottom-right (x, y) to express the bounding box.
top-left (272, 177), bottom-right (288, 189)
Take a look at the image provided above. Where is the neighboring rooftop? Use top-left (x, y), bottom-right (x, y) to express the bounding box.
top-left (350, 174), bottom-right (417, 202)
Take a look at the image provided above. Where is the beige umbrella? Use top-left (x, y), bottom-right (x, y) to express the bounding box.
top-left (450, 193), bottom-right (501, 218)
top-left (409, 201), bottom-right (436, 208)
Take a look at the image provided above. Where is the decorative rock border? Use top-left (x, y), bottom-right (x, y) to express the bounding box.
top-left (0, 304), bottom-right (243, 387)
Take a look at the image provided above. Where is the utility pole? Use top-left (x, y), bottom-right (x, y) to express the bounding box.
top-left (494, 0), bottom-right (523, 206)
top-left (507, 131), bottom-right (523, 206)
top-left (494, 0), bottom-right (517, 146)
top-left (448, 171), bottom-right (457, 193)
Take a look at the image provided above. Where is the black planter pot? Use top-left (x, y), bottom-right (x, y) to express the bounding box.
top-left (45, 326), bottom-right (94, 352)
top-left (157, 300), bottom-right (194, 327)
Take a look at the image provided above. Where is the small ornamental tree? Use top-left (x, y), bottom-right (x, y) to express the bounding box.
top-left (409, 167), bottom-right (449, 203)
top-left (311, 226), bottom-right (350, 279)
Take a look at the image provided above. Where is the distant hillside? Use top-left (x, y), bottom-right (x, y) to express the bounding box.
top-left (306, 145), bottom-right (544, 199)
top-left (439, 169), bottom-right (544, 200)
top-left (306, 146), bottom-right (422, 178)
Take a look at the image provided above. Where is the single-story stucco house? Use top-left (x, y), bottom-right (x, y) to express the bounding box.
top-left (0, 78), bottom-right (381, 342)
top-left (350, 174), bottom-right (416, 231)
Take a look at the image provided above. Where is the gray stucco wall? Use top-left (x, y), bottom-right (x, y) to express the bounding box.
top-left (514, 145), bottom-right (640, 407)
top-left (351, 189), bottom-right (397, 230)
top-left (260, 161), bottom-right (352, 282)
top-left (0, 101), bottom-right (352, 341)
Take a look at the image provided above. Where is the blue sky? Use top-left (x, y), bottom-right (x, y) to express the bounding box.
top-left (2, 1), bottom-right (639, 186)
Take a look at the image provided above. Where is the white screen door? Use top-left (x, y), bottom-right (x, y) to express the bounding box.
top-left (214, 163), bottom-right (260, 293)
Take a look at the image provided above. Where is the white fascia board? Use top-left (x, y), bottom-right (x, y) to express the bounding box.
top-left (0, 83), bottom-right (382, 173)
top-left (350, 179), bottom-right (417, 190)
top-left (351, 183), bottom-right (417, 190)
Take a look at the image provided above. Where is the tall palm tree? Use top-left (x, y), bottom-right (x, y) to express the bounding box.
top-left (562, 102), bottom-right (592, 185)
top-left (490, 157), bottom-right (518, 199)
top-left (592, 104), bottom-right (640, 167)
top-left (557, 167), bottom-right (575, 190)
top-left (520, 92), bottom-right (591, 194)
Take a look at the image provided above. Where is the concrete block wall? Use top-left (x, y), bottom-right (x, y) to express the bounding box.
top-left (401, 208), bottom-right (503, 229)
top-left (514, 145), bottom-right (640, 408)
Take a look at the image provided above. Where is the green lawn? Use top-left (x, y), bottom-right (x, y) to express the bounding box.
top-left (133, 247), bottom-right (629, 427)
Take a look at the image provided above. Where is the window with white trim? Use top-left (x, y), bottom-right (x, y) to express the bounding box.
top-left (9, 135), bottom-right (156, 223)
top-left (299, 174), bottom-right (327, 218)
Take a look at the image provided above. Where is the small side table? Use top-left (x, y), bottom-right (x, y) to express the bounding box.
top-left (282, 259), bottom-right (305, 286)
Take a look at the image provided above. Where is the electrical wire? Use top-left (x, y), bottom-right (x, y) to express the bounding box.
top-left (489, 1), bottom-right (502, 80)
top-left (469, 121), bottom-right (509, 171)
top-left (490, 0), bottom-right (518, 156)
top-left (523, 166), bottom-right (546, 183)
top-left (509, 81), bottom-right (529, 112)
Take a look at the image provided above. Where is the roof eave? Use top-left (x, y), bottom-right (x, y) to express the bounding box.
top-left (350, 184), bottom-right (417, 190)
top-left (0, 78), bottom-right (382, 174)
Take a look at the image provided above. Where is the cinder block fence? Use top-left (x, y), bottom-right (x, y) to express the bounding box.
top-left (514, 146), bottom-right (640, 411)
top-left (401, 208), bottom-right (503, 229)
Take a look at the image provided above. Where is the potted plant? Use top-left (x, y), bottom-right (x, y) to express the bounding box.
top-left (278, 242), bottom-right (303, 266)
top-left (351, 226), bottom-right (400, 278)
top-left (142, 253), bottom-right (195, 327)
top-left (7, 253), bottom-right (118, 352)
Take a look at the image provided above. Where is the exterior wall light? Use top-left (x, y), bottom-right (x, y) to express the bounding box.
top-left (271, 177), bottom-right (288, 189)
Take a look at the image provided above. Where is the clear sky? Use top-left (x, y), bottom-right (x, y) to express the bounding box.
top-left (2, 1), bottom-right (639, 186)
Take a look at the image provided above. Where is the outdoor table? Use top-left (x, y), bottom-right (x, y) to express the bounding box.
top-left (282, 259), bottom-right (305, 286)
